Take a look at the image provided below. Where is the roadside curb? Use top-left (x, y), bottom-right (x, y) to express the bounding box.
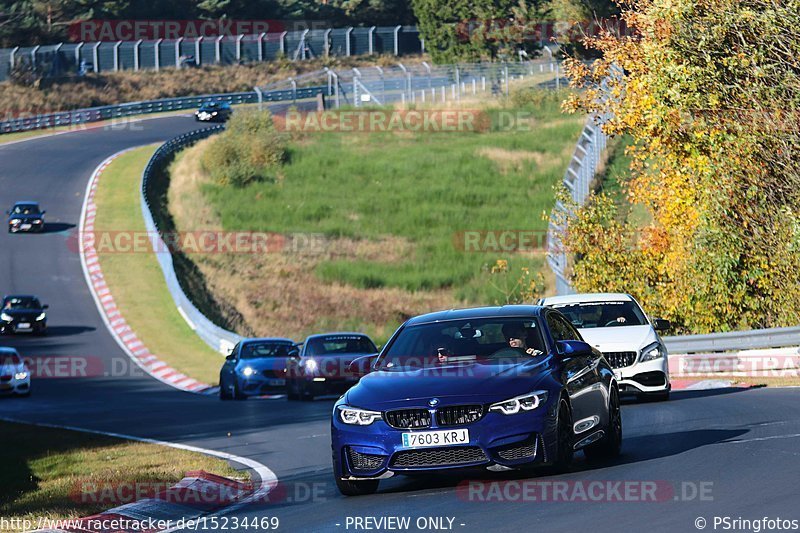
top-left (0, 418), bottom-right (278, 533)
top-left (48, 471), bottom-right (253, 533)
top-left (79, 150), bottom-right (218, 396)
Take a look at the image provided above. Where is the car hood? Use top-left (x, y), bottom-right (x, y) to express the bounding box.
top-left (8, 214), bottom-right (43, 221)
top-left (0, 363), bottom-right (25, 376)
top-left (578, 325), bottom-right (657, 352)
top-left (345, 358), bottom-right (553, 410)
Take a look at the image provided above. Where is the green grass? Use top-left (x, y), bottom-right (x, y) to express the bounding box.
top-left (202, 100), bottom-right (585, 303)
top-left (94, 146), bottom-right (224, 384)
top-left (0, 421), bottom-right (245, 531)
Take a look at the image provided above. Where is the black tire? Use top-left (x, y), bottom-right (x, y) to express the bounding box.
top-left (286, 379), bottom-right (300, 400)
top-left (232, 381), bottom-right (246, 400)
top-left (219, 382), bottom-right (232, 400)
top-left (584, 386), bottom-right (622, 461)
top-left (335, 477), bottom-right (379, 496)
top-left (299, 381), bottom-right (314, 401)
top-left (552, 400), bottom-right (574, 472)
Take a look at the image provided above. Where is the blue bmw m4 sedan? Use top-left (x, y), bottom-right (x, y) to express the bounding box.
top-left (331, 305), bottom-right (622, 495)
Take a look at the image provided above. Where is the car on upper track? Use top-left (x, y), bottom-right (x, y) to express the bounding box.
top-left (330, 305), bottom-right (621, 496)
top-left (6, 202), bottom-right (45, 233)
top-left (0, 347), bottom-right (31, 396)
top-left (219, 338), bottom-right (298, 400)
top-left (195, 101), bottom-right (232, 122)
top-left (539, 293), bottom-right (671, 401)
top-left (0, 295), bottom-right (48, 335)
top-left (287, 333), bottom-right (378, 401)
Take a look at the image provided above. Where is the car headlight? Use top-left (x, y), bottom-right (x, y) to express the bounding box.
top-left (302, 359), bottom-right (318, 373)
top-left (14, 372), bottom-right (28, 380)
top-left (489, 390), bottom-right (549, 415)
top-left (33, 219), bottom-right (42, 224)
top-left (338, 406), bottom-right (382, 426)
top-left (36, 312), bottom-right (46, 321)
top-left (10, 219), bottom-right (21, 224)
top-left (1, 313), bottom-right (12, 322)
top-left (639, 342), bottom-right (666, 363)
top-left (211, 111), bottom-right (218, 116)
top-left (242, 366), bottom-right (255, 377)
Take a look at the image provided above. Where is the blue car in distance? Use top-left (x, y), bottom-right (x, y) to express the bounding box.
top-left (331, 305), bottom-right (622, 496)
top-left (219, 338), bottom-right (298, 400)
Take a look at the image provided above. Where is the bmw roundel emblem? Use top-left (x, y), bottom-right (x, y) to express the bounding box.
top-left (429, 398), bottom-right (440, 407)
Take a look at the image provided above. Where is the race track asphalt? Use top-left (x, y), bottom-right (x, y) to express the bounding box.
top-left (1, 116), bottom-right (799, 532)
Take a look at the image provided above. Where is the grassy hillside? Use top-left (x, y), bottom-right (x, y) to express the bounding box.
top-left (169, 89), bottom-right (585, 343)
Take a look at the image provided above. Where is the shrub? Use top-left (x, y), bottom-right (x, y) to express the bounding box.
top-left (200, 110), bottom-right (286, 187)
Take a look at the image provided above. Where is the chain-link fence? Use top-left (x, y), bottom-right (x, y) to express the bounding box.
top-left (256, 59), bottom-right (565, 109)
top-left (0, 26), bottom-right (425, 82)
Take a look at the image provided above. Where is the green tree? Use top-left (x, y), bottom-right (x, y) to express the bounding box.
top-left (412, 0), bottom-right (550, 62)
top-left (561, 0), bottom-right (800, 332)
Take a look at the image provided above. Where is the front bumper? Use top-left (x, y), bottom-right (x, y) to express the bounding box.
top-left (0, 377), bottom-right (30, 395)
top-left (237, 374), bottom-right (288, 396)
top-left (0, 320), bottom-right (46, 334)
top-left (8, 221), bottom-right (44, 232)
top-left (615, 356), bottom-right (670, 394)
top-left (332, 400), bottom-right (558, 480)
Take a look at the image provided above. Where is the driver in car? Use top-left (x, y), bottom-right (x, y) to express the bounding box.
top-left (502, 323), bottom-right (543, 356)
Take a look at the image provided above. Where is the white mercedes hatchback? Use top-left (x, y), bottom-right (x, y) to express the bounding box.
top-left (539, 293), bottom-right (671, 401)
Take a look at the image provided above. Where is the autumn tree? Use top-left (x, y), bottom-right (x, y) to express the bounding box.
top-left (561, 0), bottom-right (800, 332)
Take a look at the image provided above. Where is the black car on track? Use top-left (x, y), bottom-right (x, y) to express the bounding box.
top-left (1, 295), bottom-right (48, 335)
top-left (195, 102), bottom-right (232, 122)
top-left (6, 202), bottom-right (45, 233)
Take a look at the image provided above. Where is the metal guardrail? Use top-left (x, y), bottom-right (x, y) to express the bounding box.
top-left (546, 116), bottom-right (608, 296)
top-left (664, 327), bottom-right (800, 354)
top-left (0, 91), bottom-right (260, 133)
top-left (140, 126), bottom-right (243, 355)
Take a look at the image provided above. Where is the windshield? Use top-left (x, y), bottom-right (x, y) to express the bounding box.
top-left (552, 300), bottom-right (647, 328)
top-left (12, 205), bottom-right (40, 215)
top-left (240, 342), bottom-right (294, 360)
top-left (3, 297), bottom-right (41, 310)
top-left (0, 352), bottom-right (21, 366)
top-left (306, 336), bottom-right (376, 356)
top-left (377, 317), bottom-right (546, 371)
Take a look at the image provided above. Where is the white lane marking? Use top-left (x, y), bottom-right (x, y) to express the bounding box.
top-left (0, 416), bottom-right (278, 530)
top-left (722, 433), bottom-right (800, 444)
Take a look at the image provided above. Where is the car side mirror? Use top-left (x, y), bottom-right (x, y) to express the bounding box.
top-left (653, 318), bottom-right (671, 332)
top-left (41, 210), bottom-right (46, 215)
top-left (348, 353), bottom-right (379, 378)
top-left (556, 340), bottom-right (593, 357)
top-left (43, 304), bottom-right (49, 309)
top-left (225, 349), bottom-right (236, 361)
